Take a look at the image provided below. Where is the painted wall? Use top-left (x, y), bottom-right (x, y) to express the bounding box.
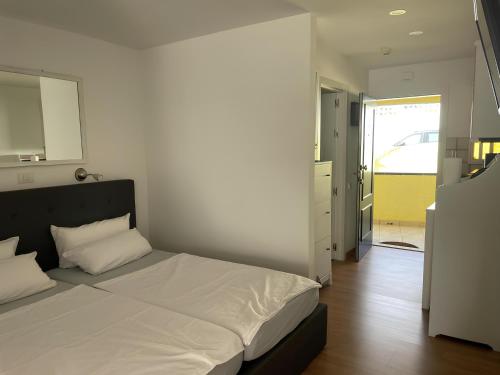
top-left (142, 14), bottom-right (315, 276)
top-left (0, 16), bottom-right (150, 236)
top-left (374, 174), bottom-right (437, 224)
top-left (316, 38), bottom-right (368, 93)
top-left (369, 58), bottom-right (475, 138)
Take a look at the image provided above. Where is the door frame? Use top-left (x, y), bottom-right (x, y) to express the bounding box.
top-left (359, 94), bottom-right (446, 256)
top-left (315, 75), bottom-right (349, 261)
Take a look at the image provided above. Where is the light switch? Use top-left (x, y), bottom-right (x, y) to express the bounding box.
top-left (17, 172), bottom-right (34, 184)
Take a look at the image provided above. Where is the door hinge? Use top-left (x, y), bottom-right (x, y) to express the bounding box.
top-left (333, 187), bottom-right (338, 196)
top-left (335, 98), bottom-right (340, 107)
top-left (332, 243), bottom-right (337, 251)
top-left (334, 129), bottom-right (339, 138)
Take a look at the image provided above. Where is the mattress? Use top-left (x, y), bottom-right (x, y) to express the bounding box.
top-left (243, 287), bottom-right (319, 359)
top-left (48, 251), bottom-right (320, 360)
top-left (0, 284), bottom-right (243, 375)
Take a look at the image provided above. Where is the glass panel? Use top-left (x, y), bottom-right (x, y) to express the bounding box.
top-left (427, 132), bottom-right (439, 143)
top-left (374, 101), bottom-right (440, 174)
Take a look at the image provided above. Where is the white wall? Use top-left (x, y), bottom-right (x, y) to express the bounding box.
top-left (316, 38), bottom-right (368, 93)
top-left (0, 16), bottom-right (150, 236)
top-left (143, 14), bottom-right (315, 276)
top-left (369, 58), bottom-right (475, 138)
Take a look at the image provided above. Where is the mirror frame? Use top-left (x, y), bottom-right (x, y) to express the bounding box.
top-left (0, 65), bottom-right (87, 168)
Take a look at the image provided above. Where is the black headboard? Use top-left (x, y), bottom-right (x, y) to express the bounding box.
top-left (0, 180), bottom-right (136, 271)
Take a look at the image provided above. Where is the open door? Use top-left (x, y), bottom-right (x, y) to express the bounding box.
top-left (355, 94), bottom-right (376, 261)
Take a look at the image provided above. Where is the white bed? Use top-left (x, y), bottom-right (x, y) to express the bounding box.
top-left (48, 251), bottom-right (320, 361)
top-left (0, 283), bottom-right (243, 375)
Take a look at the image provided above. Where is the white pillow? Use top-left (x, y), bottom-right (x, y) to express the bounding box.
top-left (51, 213), bottom-right (130, 268)
top-left (63, 229), bottom-right (152, 275)
top-left (0, 236), bottom-right (19, 259)
top-left (0, 252), bottom-right (56, 304)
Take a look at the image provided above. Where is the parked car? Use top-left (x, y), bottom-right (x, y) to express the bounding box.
top-left (375, 130), bottom-right (439, 173)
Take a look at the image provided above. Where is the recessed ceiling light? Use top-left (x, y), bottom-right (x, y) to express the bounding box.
top-left (409, 30), bottom-right (424, 36)
top-left (389, 9), bottom-right (407, 16)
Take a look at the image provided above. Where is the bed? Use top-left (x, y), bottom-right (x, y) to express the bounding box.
top-left (0, 179), bottom-right (327, 374)
top-left (0, 282), bottom-right (243, 375)
top-left (48, 250), bottom-right (321, 361)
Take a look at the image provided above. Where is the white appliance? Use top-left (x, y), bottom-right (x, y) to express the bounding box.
top-left (429, 156), bottom-right (500, 350)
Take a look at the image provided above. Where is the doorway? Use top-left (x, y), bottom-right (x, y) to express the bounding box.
top-left (372, 96), bottom-right (441, 251)
top-left (314, 76), bottom-right (352, 267)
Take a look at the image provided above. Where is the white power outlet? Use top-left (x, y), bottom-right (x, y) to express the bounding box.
top-left (17, 172), bottom-right (34, 184)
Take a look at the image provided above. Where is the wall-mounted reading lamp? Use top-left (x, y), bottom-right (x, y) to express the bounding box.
top-left (74, 168), bottom-right (103, 182)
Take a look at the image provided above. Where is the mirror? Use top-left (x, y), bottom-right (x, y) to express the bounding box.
top-left (0, 67), bottom-right (85, 167)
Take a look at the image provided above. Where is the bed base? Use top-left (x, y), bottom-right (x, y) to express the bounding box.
top-left (239, 303), bottom-right (327, 375)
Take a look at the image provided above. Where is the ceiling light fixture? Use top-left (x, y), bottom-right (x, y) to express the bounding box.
top-left (409, 30), bottom-right (424, 36)
top-left (389, 9), bottom-right (407, 16)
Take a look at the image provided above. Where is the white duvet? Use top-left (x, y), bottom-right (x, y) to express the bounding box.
top-left (97, 253), bottom-right (321, 347)
top-left (0, 285), bottom-right (242, 375)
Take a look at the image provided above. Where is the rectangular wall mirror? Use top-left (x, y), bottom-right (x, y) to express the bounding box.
top-left (0, 67), bottom-right (86, 167)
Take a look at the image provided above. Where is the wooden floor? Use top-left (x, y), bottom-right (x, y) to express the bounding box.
top-left (303, 246), bottom-right (500, 375)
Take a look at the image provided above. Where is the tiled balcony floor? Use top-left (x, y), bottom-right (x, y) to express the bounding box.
top-left (374, 222), bottom-right (425, 251)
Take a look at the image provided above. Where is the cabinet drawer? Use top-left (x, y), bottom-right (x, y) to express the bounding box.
top-left (314, 175), bottom-right (331, 204)
top-left (314, 162), bottom-right (332, 177)
top-left (315, 208), bottom-right (331, 241)
top-left (315, 236), bottom-right (332, 282)
top-left (314, 200), bottom-right (331, 219)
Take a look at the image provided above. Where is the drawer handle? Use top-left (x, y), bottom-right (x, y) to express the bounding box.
top-left (325, 211), bottom-right (331, 214)
top-left (325, 248), bottom-right (331, 251)
top-left (324, 174), bottom-right (331, 177)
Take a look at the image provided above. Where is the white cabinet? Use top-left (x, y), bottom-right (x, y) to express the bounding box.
top-left (314, 162), bottom-right (332, 284)
top-left (429, 158), bottom-right (500, 351)
top-left (470, 41), bottom-right (500, 139)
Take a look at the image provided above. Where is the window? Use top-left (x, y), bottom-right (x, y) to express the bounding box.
top-left (374, 101), bottom-right (440, 174)
top-left (398, 133), bottom-right (422, 146)
top-left (426, 132), bottom-right (439, 143)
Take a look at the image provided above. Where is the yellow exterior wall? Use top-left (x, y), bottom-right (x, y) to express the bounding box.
top-left (373, 174), bottom-right (436, 224)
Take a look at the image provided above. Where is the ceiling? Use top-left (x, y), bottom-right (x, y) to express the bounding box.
top-left (0, 0), bottom-right (304, 49)
top-left (290, 0), bottom-right (478, 68)
top-left (0, 0), bottom-right (478, 69)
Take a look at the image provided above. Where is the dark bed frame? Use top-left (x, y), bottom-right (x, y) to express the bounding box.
top-left (0, 179), bottom-right (327, 375)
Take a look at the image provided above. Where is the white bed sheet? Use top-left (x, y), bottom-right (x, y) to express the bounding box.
top-left (0, 285), bottom-right (243, 375)
top-left (0, 281), bottom-right (74, 315)
top-left (96, 253), bottom-right (321, 361)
